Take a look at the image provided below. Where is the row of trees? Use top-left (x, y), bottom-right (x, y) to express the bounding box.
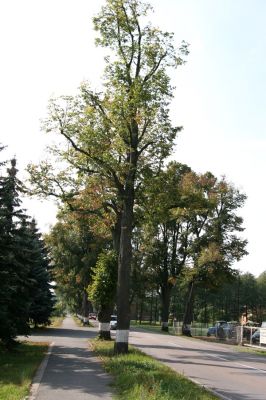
top-left (133, 270), bottom-right (266, 325)
top-left (27, 0), bottom-right (248, 353)
top-left (0, 147), bottom-right (54, 348)
top-left (42, 161), bottom-right (248, 335)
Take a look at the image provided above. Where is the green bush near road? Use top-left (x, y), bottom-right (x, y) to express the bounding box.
top-left (91, 339), bottom-right (218, 400)
top-left (0, 341), bottom-right (48, 400)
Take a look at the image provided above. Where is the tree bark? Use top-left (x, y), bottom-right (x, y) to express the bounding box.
top-left (81, 289), bottom-right (89, 325)
top-left (161, 284), bottom-right (171, 332)
top-left (98, 304), bottom-right (113, 340)
top-left (114, 193), bottom-right (134, 354)
top-left (182, 280), bottom-right (195, 336)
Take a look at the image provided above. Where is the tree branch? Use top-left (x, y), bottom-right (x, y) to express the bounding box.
top-left (143, 51), bottom-right (168, 83)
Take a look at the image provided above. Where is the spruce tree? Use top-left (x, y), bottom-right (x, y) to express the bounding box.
top-left (27, 219), bottom-right (54, 327)
top-left (0, 159), bottom-right (30, 347)
top-left (0, 159), bottom-right (53, 347)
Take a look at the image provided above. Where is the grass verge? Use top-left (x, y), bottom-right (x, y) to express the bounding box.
top-left (130, 321), bottom-right (174, 335)
top-left (0, 341), bottom-right (48, 400)
top-left (49, 316), bottom-right (64, 327)
top-left (91, 339), bottom-right (218, 400)
top-left (73, 315), bottom-right (93, 327)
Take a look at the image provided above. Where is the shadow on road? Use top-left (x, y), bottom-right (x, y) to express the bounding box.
top-left (28, 326), bottom-right (97, 339)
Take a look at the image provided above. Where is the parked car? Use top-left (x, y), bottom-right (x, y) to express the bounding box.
top-left (110, 315), bottom-right (117, 330)
top-left (207, 321), bottom-right (233, 338)
top-left (251, 330), bottom-right (260, 344)
top-left (207, 326), bottom-right (217, 336)
top-left (89, 313), bottom-right (97, 320)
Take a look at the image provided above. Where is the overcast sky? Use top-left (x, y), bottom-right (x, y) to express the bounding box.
top-left (0, 0), bottom-right (265, 277)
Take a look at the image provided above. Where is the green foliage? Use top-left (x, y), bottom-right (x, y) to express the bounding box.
top-left (45, 210), bottom-right (105, 314)
top-left (26, 220), bottom-right (54, 326)
top-left (0, 159), bottom-right (31, 346)
top-left (27, 0), bottom-right (188, 350)
top-left (0, 156), bottom-right (53, 347)
top-left (88, 250), bottom-right (118, 307)
top-left (257, 271), bottom-right (266, 320)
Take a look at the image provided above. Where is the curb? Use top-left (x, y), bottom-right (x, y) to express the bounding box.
top-left (27, 341), bottom-right (54, 400)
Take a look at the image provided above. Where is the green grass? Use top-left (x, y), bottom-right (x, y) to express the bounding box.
top-left (91, 339), bottom-right (218, 400)
top-left (130, 321), bottom-right (174, 335)
top-left (237, 345), bottom-right (266, 356)
top-left (0, 341), bottom-right (48, 400)
top-left (72, 315), bottom-right (94, 327)
top-left (49, 316), bottom-right (64, 327)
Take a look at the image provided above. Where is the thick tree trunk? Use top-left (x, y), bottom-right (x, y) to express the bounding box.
top-left (114, 194), bottom-right (134, 354)
top-left (182, 280), bottom-right (195, 336)
top-left (112, 212), bottom-right (121, 254)
top-left (81, 289), bottom-right (89, 325)
top-left (114, 118), bottom-right (137, 354)
top-left (149, 291), bottom-right (154, 324)
top-left (98, 303), bottom-right (113, 340)
top-left (161, 285), bottom-right (171, 332)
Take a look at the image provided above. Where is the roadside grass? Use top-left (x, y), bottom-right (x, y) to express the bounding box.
top-left (91, 339), bottom-right (218, 400)
top-left (0, 341), bottom-right (48, 400)
top-left (29, 316), bottom-right (64, 331)
top-left (237, 345), bottom-right (266, 356)
top-left (130, 321), bottom-right (174, 335)
top-left (72, 315), bottom-right (93, 327)
top-left (49, 316), bottom-right (64, 327)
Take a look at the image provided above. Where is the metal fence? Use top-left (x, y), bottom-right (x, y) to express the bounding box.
top-left (172, 321), bottom-right (266, 348)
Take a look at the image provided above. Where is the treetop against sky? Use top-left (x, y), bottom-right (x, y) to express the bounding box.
top-left (0, 0), bottom-right (265, 276)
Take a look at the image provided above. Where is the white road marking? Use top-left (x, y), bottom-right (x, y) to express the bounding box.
top-left (167, 341), bottom-right (183, 348)
top-left (205, 353), bottom-right (228, 361)
top-left (234, 362), bottom-right (266, 374)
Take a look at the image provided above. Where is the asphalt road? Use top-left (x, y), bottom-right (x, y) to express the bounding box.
top-left (128, 328), bottom-right (266, 400)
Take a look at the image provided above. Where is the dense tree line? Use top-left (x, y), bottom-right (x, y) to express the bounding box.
top-left (0, 148), bottom-right (53, 348)
top-left (133, 270), bottom-right (266, 325)
top-left (42, 160), bottom-right (248, 335)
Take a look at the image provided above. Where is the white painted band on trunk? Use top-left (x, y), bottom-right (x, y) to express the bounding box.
top-left (99, 322), bottom-right (110, 331)
top-left (115, 329), bottom-right (129, 343)
top-left (162, 321), bottom-right (168, 327)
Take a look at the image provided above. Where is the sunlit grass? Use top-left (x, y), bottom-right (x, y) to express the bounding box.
top-left (0, 341), bottom-right (48, 400)
top-left (91, 339), bottom-right (218, 400)
top-left (49, 316), bottom-right (64, 327)
top-left (72, 315), bottom-right (94, 328)
top-left (130, 321), bottom-right (174, 334)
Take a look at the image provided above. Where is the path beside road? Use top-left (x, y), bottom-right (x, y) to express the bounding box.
top-left (25, 316), bottom-right (113, 400)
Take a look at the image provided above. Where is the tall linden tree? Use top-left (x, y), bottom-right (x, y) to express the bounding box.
top-left (28, 0), bottom-right (187, 353)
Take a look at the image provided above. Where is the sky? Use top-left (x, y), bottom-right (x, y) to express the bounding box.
top-left (0, 0), bottom-right (265, 277)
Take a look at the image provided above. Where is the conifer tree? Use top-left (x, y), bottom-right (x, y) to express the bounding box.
top-left (27, 219), bottom-right (54, 327)
top-left (0, 157), bottom-right (53, 347)
top-left (0, 159), bottom-right (30, 347)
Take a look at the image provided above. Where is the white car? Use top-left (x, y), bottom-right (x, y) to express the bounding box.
top-left (110, 315), bottom-right (117, 330)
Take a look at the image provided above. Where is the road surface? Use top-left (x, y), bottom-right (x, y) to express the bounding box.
top-left (128, 328), bottom-right (266, 400)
